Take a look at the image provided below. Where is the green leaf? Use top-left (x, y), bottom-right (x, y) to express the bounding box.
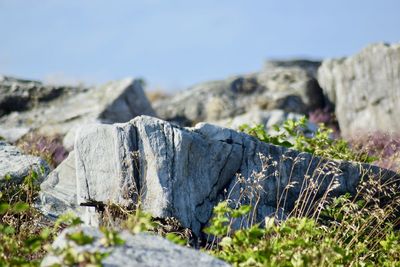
top-left (232, 205), bottom-right (251, 218)
top-left (0, 203), bottom-right (10, 214)
top-left (4, 173), bottom-right (12, 181)
top-left (166, 233), bottom-right (186, 246)
top-left (2, 225), bottom-right (15, 235)
top-left (12, 202), bottom-right (29, 213)
top-left (66, 231), bottom-right (95, 246)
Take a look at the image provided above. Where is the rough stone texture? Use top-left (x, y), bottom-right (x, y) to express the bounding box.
top-left (39, 152), bottom-right (78, 217)
top-left (134, 117), bottom-right (242, 234)
top-left (0, 141), bottom-right (49, 184)
top-left (66, 116), bottom-right (397, 236)
top-left (318, 43), bottom-right (400, 137)
top-left (38, 151), bottom-right (99, 225)
top-left (0, 77), bottom-right (155, 146)
top-left (75, 123), bottom-right (138, 208)
top-left (154, 61), bottom-right (325, 126)
top-left (41, 226), bottom-right (230, 267)
top-left (212, 108), bottom-right (317, 132)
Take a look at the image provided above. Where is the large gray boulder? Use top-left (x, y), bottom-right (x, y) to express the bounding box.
top-left (0, 141), bottom-right (49, 184)
top-left (318, 43), bottom-right (400, 137)
top-left (154, 61), bottom-right (325, 126)
top-left (41, 226), bottom-right (229, 267)
top-left (0, 77), bottom-right (155, 147)
top-left (75, 116), bottom-right (241, 234)
top-left (39, 116), bottom-right (398, 236)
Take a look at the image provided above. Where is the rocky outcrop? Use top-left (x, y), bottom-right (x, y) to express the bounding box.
top-left (38, 116), bottom-right (398, 236)
top-left (0, 77), bottom-right (155, 148)
top-left (154, 61), bottom-right (325, 126)
top-left (318, 43), bottom-right (400, 137)
top-left (0, 141), bottom-right (49, 184)
top-left (0, 75), bottom-right (78, 117)
top-left (41, 226), bottom-right (229, 267)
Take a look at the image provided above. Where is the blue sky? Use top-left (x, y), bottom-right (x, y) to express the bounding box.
top-left (0, 0), bottom-right (399, 91)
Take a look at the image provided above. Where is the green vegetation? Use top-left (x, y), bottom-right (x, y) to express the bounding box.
top-left (199, 118), bottom-right (400, 266)
top-left (0, 174), bottom-right (188, 266)
top-left (239, 117), bottom-right (376, 163)
top-left (0, 170), bottom-right (52, 266)
top-left (205, 191), bottom-right (400, 266)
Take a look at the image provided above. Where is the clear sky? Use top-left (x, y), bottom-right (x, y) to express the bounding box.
top-left (0, 0), bottom-right (399, 91)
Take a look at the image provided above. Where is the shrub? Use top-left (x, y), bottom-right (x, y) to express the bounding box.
top-left (239, 116), bottom-right (375, 163)
top-left (205, 178), bottom-right (400, 267)
top-left (0, 170), bottom-right (52, 266)
top-left (205, 116), bottom-right (400, 266)
top-left (205, 204), bottom-right (345, 266)
top-left (0, 169), bottom-right (86, 266)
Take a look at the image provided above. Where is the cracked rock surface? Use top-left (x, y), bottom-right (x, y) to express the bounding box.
top-left (38, 116), bottom-right (399, 235)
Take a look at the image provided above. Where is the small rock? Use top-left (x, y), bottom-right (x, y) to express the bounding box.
top-left (0, 127), bottom-right (30, 143)
top-left (41, 226), bottom-right (230, 267)
top-left (0, 141), bottom-right (49, 184)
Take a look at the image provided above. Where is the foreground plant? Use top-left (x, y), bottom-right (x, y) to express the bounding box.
top-left (0, 170), bottom-right (88, 266)
top-left (206, 206), bottom-right (343, 266)
top-left (207, 116), bottom-right (400, 266)
top-left (205, 153), bottom-right (400, 266)
top-left (205, 194), bottom-right (400, 266)
top-left (0, 170), bottom-right (53, 266)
